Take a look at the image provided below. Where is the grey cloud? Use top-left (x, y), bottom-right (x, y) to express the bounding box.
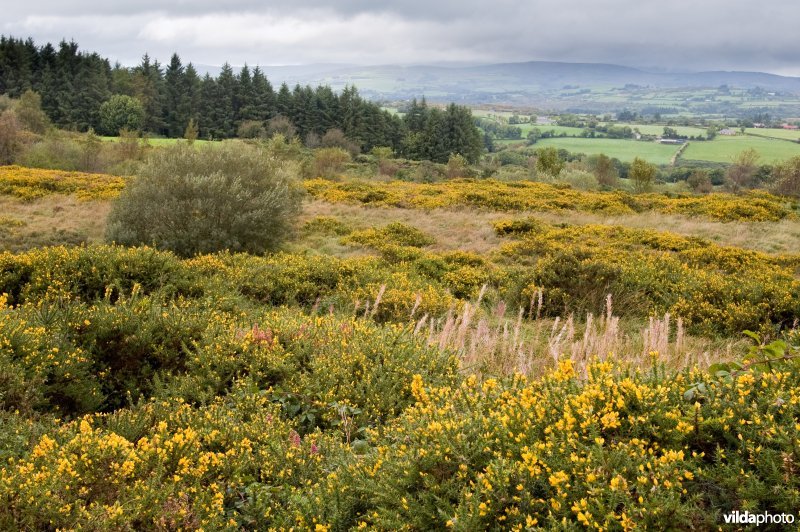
top-left (2, 1), bottom-right (799, 75)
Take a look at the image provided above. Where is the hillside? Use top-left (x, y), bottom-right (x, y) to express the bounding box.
top-left (1, 152), bottom-right (799, 528)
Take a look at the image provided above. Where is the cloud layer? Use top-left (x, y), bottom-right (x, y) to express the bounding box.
top-left (3, 1), bottom-right (798, 75)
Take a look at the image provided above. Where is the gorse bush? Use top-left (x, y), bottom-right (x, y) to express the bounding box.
top-left (305, 177), bottom-right (799, 222)
top-left (0, 164), bottom-right (125, 201)
top-left (496, 220), bottom-right (800, 335)
top-left (106, 142), bottom-right (303, 257)
top-left (1, 244), bottom-right (800, 528)
top-left (345, 222), bottom-right (436, 248)
top-left (304, 361), bottom-right (800, 530)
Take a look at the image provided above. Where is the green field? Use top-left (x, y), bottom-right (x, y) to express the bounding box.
top-left (518, 123), bottom-right (585, 137)
top-left (533, 137), bottom-right (680, 164)
top-left (681, 135), bottom-right (800, 164)
top-left (612, 123), bottom-right (708, 138)
top-left (745, 128), bottom-right (800, 141)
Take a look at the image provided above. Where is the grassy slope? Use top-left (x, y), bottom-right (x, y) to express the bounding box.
top-left (0, 195), bottom-right (110, 252)
top-left (299, 200), bottom-right (800, 255)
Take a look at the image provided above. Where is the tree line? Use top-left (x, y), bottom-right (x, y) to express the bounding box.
top-left (0, 36), bottom-right (482, 162)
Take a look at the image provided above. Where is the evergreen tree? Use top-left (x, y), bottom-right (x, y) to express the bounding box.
top-left (442, 103), bottom-right (482, 163)
top-left (0, 36), bottom-right (481, 162)
top-left (405, 97), bottom-right (428, 133)
top-left (235, 64), bottom-right (256, 123)
top-left (215, 63), bottom-right (236, 137)
top-left (164, 53), bottom-right (189, 137)
top-left (276, 82), bottom-right (292, 117)
top-left (183, 63), bottom-right (201, 125)
top-left (36, 42), bottom-right (59, 118)
top-left (251, 66), bottom-right (275, 121)
top-left (198, 73), bottom-right (219, 139)
top-left (132, 53), bottom-right (165, 135)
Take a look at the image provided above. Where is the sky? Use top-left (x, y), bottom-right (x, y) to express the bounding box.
top-left (3, 1), bottom-right (799, 76)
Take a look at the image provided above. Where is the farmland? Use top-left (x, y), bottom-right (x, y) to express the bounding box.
top-left (681, 134), bottom-right (800, 163)
top-left (612, 123), bottom-right (707, 138)
top-left (532, 137), bottom-right (681, 164)
top-left (470, 109), bottom-right (800, 166)
top-left (491, 127), bottom-right (800, 166)
top-left (744, 127), bottom-right (800, 141)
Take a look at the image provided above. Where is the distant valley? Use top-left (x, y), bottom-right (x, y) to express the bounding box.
top-left (218, 60), bottom-right (800, 116)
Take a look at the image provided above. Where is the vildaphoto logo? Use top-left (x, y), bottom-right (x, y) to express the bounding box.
top-left (723, 510), bottom-right (795, 525)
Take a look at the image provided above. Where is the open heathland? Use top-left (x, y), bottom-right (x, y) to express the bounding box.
top-left (0, 148), bottom-right (799, 529)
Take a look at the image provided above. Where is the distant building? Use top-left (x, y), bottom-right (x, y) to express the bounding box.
top-left (536, 116), bottom-right (555, 125)
top-left (782, 124), bottom-right (799, 130)
top-left (718, 128), bottom-right (737, 136)
top-left (753, 123), bottom-right (766, 128)
top-left (658, 138), bottom-right (685, 144)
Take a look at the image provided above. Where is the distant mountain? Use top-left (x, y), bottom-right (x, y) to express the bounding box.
top-left (250, 60), bottom-right (800, 113)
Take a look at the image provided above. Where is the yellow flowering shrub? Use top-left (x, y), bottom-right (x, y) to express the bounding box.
top-left (304, 177), bottom-right (799, 221)
top-left (307, 363), bottom-right (800, 529)
top-left (0, 238), bottom-right (799, 529)
top-left (344, 221), bottom-right (436, 248)
top-left (353, 272), bottom-right (457, 323)
top-left (0, 165), bottom-right (125, 201)
top-left (0, 391), bottom-right (349, 530)
top-left (496, 220), bottom-right (800, 335)
top-left (301, 216), bottom-right (352, 236)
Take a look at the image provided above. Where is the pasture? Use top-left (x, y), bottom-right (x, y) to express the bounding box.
top-left (745, 127), bottom-right (800, 141)
top-left (611, 122), bottom-right (708, 138)
top-left (533, 137), bottom-right (680, 164)
top-left (681, 134), bottom-right (800, 163)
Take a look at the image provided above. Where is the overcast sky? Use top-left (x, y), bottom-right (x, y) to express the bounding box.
top-left (3, 1), bottom-right (799, 75)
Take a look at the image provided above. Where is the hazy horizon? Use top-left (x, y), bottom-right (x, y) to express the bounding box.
top-left (3, 1), bottom-right (800, 77)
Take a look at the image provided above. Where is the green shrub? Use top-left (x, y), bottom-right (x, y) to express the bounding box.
top-left (99, 95), bottom-right (145, 136)
top-left (558, 169), bottom-right (600, 190)
top-left (312, 147), bottom-right (351, 179)
top-left (106, 142), bottom-right (303, 257)
top-left (16, 131), bottom-right (84, 170)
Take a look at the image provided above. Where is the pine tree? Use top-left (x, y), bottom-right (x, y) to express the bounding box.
top-left (198, 73), bottom-right (219, 139)
top-left (184, 117), bottom-right (198, 144)
top-left (235, 64), bottom-right (256, 124)
top-left (215, 63), bottom-right (236, 137)
top-left (164, 53), bottom-right (188, 137)
top-left (276, 82), bottom-right (292, 117)
top-left (183, 63), bottom-right (201, 125)
top-left (132, 54), bottom-right (165, 135)
top-left (251, 66), bottom-right (275, 121)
